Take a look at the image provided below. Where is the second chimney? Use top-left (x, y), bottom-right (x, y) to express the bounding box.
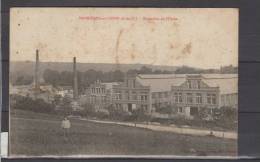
top-left (34, 49), bottom-right (40, 91)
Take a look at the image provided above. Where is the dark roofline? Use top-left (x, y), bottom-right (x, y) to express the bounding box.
top-left (137, 74), bottom-right (238, 80)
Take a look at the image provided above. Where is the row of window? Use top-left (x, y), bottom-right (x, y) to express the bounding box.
top-left (126, 80), bottom-right (136, 88)
top-left (187, 80), bottom-right (201, 89)
top-left (113, 92), bottom-right (216, 104)
top-left (115, 103), bottom-right (148, 111)
top-left (174, 93), bottom-right (216, 104)
top-left (114, 93), bottom-right (148, 101)
top-left (91, 87), bottom-right (106, 94)
top-left (221, 94), bottom-right (237, 106)
top-left (152, 92), bottom-right (169, 99)
top-left (90, 95), bottom-right (107, 103)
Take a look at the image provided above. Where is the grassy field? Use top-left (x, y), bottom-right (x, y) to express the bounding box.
top-left (10, 110), bottom-right (237, 157)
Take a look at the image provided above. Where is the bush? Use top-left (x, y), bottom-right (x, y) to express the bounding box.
top-left (212, 106), bottom-right (237, 130)
top-left (131, 108), bottom-right (151, 122)
top-left (107, 105), bottom-right (131, 121)
top-left (155, 105), bottom-right (176, 114)
top-left (76, 103), bottom-right (96, 117)
top-left (12, 95), bottom-right (54, 114)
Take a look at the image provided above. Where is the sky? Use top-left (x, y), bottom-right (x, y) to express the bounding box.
top-left (10, 8), bottom-right (238, 69)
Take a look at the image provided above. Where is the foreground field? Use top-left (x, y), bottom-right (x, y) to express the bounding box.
top-left (10, 110), bottom-right (237, 156)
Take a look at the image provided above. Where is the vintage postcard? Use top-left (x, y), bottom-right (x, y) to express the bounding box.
top-left (9, 8), bottom-right (238, 157)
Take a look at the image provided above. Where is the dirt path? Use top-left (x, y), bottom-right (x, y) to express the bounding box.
top-left (84, 119), bottom-right (237, 140)
top-left (12, 116), bottom-right (237, 140)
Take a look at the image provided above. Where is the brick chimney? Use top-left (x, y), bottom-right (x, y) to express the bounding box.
top-left (34, 49), bottom-right (40, 91)
top-left (73, 57), bottom-right (78, 99)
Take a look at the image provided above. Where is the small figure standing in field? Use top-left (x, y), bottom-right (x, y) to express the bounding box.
top-left (61, 117), bottom-right (71, 139)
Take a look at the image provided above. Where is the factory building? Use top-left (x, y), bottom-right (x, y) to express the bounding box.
top-left (137, 74), bottom-right (238, 117)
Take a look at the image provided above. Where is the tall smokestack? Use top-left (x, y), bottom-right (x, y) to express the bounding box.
top-left (34, 49), bottom-right (40, 91)
top-left (73, 57), bottom-right (78, 99)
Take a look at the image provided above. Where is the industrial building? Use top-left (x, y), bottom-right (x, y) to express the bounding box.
top-left (136, 74), bottom-right (238, 117)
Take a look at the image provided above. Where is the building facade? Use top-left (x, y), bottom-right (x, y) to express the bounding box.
top-left (171, 75), bottom-right (220, 117)
top-left (112, 75), bottom-right (152, 114)
top-left (84, 74), bottom-right (237, 117)
top-left (85, 80), bottom-right (118, 111)
top-left (137, 74), bottom-right (238, 118)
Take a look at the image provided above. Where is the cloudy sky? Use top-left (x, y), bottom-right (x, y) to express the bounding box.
top-left (10, 8), bottom-right (238, 69)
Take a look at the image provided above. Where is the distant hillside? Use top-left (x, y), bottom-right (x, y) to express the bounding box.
top-left (10, 61), bottom-right (237, 86)
top-left (10, 61), bottom-right (178, 81)
top-left (10, 61), bottom-right (178, 73)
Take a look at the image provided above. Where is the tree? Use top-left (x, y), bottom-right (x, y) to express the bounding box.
top-left (220, 65), bottom-right (238, 74)
top-left (14, 75), bottom-right (33, 85)
top-left (113, 70), bottom-right (124, 82)
top-left (155, 105), bottom-right (175, 114)
top-left (127, 69), bottom-right (138, 75)
top-left (139, 66), bottom-right (153, 74)
top-left (43, 69), bottom-right (60, 87)
top-left (59, 71), bottom-right (73, 86)
top-left (175, 66), bottom-right (201, 74)
top-left (81, 103), bottom-right (96, 117)
top-left (107, 104), bottom-right (130, 120)
top-left (53, 94), bottom-right (62, 106)
top-left (132, 108), bottom-right (151, 123)
top-left (153, 69), bottom-right (163, 74)
top-left (197, 107), bottom-right (211, 120)
top-left (59, 96), bottom-right (72, 116)
top-left (13, 95), bottom-right (54, 114)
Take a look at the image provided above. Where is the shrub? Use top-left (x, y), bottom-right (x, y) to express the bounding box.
top-left (12, 95), bottom-right (54, 114)
top-left (78, 103), bottom-right (96, 117)
top-left (155, 105), bottom-right (176, 114)
top-left (107, 105), bottom-right (131, 121)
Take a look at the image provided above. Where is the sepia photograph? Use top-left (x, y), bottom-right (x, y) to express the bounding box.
top-left (9, 8), bottom-right (238, 157)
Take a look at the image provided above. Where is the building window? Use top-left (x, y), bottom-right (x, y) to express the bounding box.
top-left (197, 81), bottom-right (201, 89)
top-left (115, 91), bottom-right (122, 100)
top-left (126, 79), bottom-right (129, 87)
top-left (125, 91), bottom-right (130, 100)
top-left (141, 95), bottom-right (148, 101)
top-left (132, 92), bottom-right (137, 100)
top-left (196, 93), bottom-right (202, 104)
top-left (141, 104), bottom-right (148, 111)
top-left (115, 103), bottom-right (121, 109)
top-left (207, 94), bottom-right (216, 104)
top-left (212, 94), bottom-right (216, 104)
top-left (187, 93), bottom-right (193, 103)
top-left (102, 96), bottom-right (106, 102)
top-left (152, 93), bottom-right (156, 99)
top-left (174, 93), bottom-right (182, 103)
top-left (133, 80), bottom-right (136, 88)
top-left (119, 93), bottom-right (122, 100)
top-left (188, 80), bottom-right (192, 89)
top-left (178, 107), bottom-right (183, 113)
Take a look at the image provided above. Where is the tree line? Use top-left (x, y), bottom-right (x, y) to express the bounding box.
top-left (12, 65), bottom-right (238, 88)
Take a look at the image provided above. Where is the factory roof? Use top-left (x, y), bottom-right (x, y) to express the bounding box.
top-left (136, 74), bottom-right (238, 94)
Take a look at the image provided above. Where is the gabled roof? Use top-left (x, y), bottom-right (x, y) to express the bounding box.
top-left (137, 74), bottom-right (238, 94)
top-left (136, 75), bottom-right (185, 92)
top-left (203, 77), bottom-right (238, 94)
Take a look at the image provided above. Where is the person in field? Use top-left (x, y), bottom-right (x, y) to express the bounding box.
top-left (61, 117), bottom-right (71, 139)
